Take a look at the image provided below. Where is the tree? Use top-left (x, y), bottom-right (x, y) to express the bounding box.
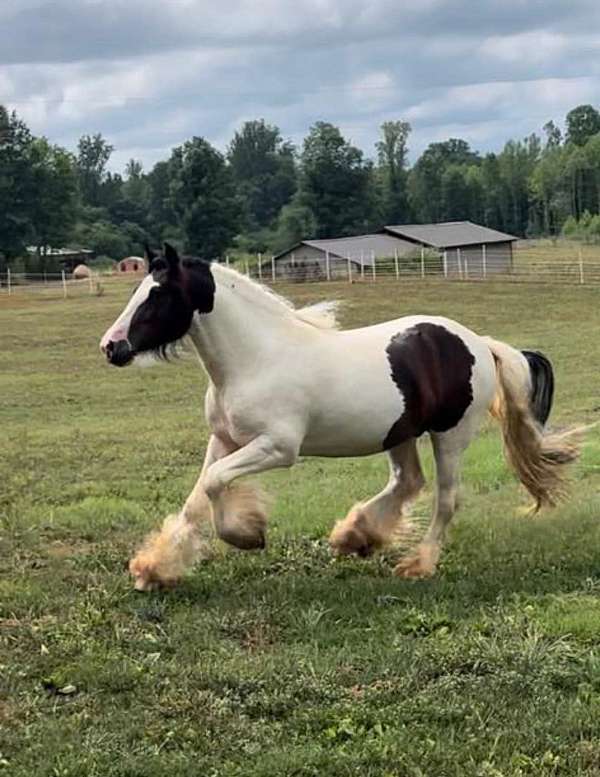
top-left (566, 105), bottom-right (600, 147)
top-left (274, 198), bottom-right (317, 252)
top-left (123, 159), bottom-right (149, 203)
top-left (298, 122), bottom-right (376, 238)
top-left (376, 120), bottom-right (411, 223)
top-left (583, 133), bottom-right (600, 214)
top-left (0, 106), bottom-right (34, 263)
top-left (73, 217), bottom-right (129, 259)
top-left (169, 137), bottom-right (238, 258)
top-left (28, 139), bottom-right (79, 263)
top-left (147, 160), bottom-right (178, 241)
top-left (409, 139), bottom-right (480, 223)
top-left (77, 133), bottom-right (114, 206)
top-left (543, 120), bottom-right (562, 148)
top-left (530, 145), bottom-right (569, 234)
top-left (227, 120), bottom-right (297, 231)
top-left (497, 135), bottom-right (541, 235)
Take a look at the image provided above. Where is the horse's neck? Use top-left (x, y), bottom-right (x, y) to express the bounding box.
top-left (186, 267), bottom-right (298, 386)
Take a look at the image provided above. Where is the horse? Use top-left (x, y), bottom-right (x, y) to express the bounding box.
top-left (100, 243), bottom-right (582, 591)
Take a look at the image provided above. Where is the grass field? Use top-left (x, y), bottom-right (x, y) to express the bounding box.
top-left (516, 239), bottom-right (600, 265)
top-left (2, 278), bottom-right (600, 776)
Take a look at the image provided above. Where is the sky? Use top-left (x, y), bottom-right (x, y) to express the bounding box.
top-left (2, 0), bottom-right (600, 173)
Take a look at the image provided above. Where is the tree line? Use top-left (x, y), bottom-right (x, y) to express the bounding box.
top-left (2, 102), bottom-right (600, 272)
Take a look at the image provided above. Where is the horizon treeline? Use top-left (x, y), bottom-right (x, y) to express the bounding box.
top-left (2, 102), bottom-right (600, 272)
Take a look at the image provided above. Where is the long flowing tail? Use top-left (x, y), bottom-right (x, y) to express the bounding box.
top-left (483, 337), bottom-right (582, 511)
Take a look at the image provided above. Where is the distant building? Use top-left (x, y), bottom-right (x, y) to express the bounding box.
top-left (272, 233), bottom-right (415, 280)
top-left (382, 222), bottom-right (517, 276)
top-left (273, 221), bottom-right (517, 280)
top-left (26, 246), bottom-right (95, 272)
top-left (117, 256), bottom-right (147, 273)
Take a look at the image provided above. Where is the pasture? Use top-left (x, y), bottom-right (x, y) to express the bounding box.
top-left (2, 278), bottom-right (600, 776)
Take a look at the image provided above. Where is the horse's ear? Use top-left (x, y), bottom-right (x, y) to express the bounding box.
top-left (143, 243), bottom-right (156, 262)
top-left (163, 243), bottom-right (180, 273)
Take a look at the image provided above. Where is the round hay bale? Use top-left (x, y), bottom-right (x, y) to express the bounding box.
top-left (72, 264), bottom-right (92, 279)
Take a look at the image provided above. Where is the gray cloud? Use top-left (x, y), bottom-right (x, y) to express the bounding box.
top-left (2, 1), bottom-right (600, 171)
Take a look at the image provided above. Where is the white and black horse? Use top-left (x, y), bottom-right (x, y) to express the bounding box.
top-left (100, 244), bottom-right (581, 591)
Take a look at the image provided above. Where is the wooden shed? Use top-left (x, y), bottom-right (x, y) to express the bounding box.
top-left (272, 233), bottom-right (415, 281)
top-left (382, 222), bottom-right (517, 276)
top-left (118, 256), bottom-right (147, 273)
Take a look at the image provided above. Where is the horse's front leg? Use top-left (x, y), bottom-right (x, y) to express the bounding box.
top-left (129, 434), bottom-right (234, 591)
top-left (203, 433), bottom-right (299, 550)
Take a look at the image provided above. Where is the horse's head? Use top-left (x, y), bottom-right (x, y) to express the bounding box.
top-left (100, 243), bottom-right (215, 366)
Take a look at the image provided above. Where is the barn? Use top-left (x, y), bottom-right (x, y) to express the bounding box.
top-left (273, 221), bottom-right (517, 281)
top-left (272, 233), bottom-right (416, 280)
top-left (382, 221), bottom-right (517, 276)
top-left (117, 256), bottom-right (147, 273)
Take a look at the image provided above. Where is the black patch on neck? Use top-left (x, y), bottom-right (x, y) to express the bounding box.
top-left (383, 323), bottom-right (475, 449)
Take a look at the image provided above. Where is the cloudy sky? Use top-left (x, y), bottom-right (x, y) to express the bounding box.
top-left (2, 0), bottom-right (600, 172)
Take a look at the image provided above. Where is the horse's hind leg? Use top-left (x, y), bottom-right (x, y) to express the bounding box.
top-left (329, 439), bottom-right (425, 557)
top-left (394, 425), bottom-right (472, 579)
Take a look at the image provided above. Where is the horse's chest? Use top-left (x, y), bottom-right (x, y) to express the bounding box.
top-left (205, 387), bottom-right (264, 448)
top-left (383, 323), bottom-right (475, 448)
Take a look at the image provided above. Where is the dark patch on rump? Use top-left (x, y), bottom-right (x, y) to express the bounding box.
top-left (383, 323), bottom-right (475, 449)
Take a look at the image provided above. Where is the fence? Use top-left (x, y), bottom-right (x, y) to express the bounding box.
top-left (0, 269), bottom-right (112, 300)
top-left (238, 245), bottom-right (600, 285)
top-left (2, 247), bottom-right (600, 302)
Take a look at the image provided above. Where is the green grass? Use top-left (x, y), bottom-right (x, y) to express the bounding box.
top-left (516, 239), bottom-right (600, 266)
top-left (2, 279), bottom-right (600, 776)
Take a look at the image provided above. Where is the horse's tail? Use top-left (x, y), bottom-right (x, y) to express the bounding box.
top-left (483, 336), bottom-right (582, 511)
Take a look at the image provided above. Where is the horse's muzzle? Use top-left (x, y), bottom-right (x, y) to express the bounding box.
top-left (104, 339), bottom-right (134, 367)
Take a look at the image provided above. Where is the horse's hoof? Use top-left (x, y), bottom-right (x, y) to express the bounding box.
top-left (393, 544), bottom-right (438, 579)
top-left (219, 527), bottom-right (266, 551)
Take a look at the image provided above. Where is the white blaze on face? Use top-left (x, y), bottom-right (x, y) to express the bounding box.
top-left (100, 274), bottom-right (159, 352)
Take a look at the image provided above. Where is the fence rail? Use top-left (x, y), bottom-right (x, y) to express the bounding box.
top-left (0, 269), bottom-right (105, 298)
top-left (1, 252), bottom-right (600, 302)
top-left (244, 253), bottom-right (600, 285)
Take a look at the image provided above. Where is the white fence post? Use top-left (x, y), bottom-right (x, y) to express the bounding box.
top-left (61, 269), bottom-right (67, 298)
top-left (360, 251), bottom-right (365, 279)
top-left (347, 255), bottom-right (352, 283)
top-left (579, 247), bottom-right (585, 284)
top-left (482, 244), bottom-right (487, 279)
top-left (325, 250), bottom-right (331, 281)
top-left (464, 253), bottom-right (469, 280)
top-left (394, 248), bottom-right (399, 279)
top-left (457, 249), bottom-right (463, 280)
top-left (271, 256), bottom-right (275, 282)
top-left (7, 267), bottom-right (11, 295)
top-left (420, 247), bottom-right (425, 279)
top-left (226, 254), bottom-right (230, 267)
top-left (443, 251), bottom-right (448, 279)
top-left (371, 250), bottom-right (376, 281)
top-left (258, 253), bottom-right (262, 281)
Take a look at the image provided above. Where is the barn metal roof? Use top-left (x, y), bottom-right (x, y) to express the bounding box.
top-left (273, 233), bottom-right (416, 264)
top-left (383, 221), bottom-right (517, 248)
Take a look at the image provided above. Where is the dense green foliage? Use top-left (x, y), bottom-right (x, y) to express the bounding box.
top-left (2, 102), bottom-right (600, 271)
top-left (2, 279), bottom-right (600, 775)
